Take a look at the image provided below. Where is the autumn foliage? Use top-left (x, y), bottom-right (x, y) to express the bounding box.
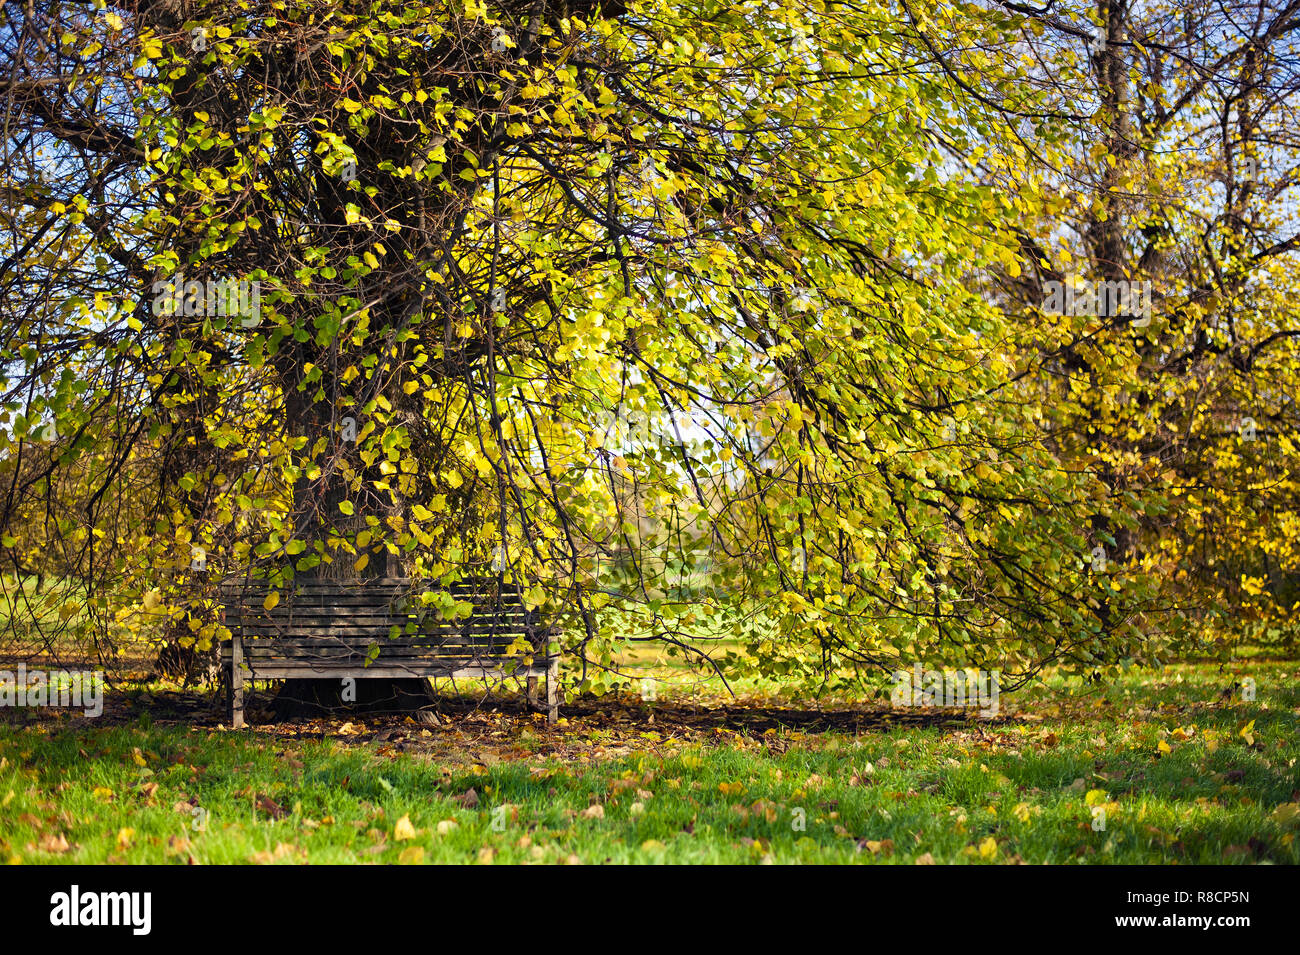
top-left (0, 0), bottom-right (1296, 694)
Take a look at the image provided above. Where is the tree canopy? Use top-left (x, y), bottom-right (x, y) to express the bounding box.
top-left (2, 0), bottom-right (1296, 696)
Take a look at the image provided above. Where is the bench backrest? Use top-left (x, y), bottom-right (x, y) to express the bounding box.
top-left (220, 576), bottom-right (544, 657)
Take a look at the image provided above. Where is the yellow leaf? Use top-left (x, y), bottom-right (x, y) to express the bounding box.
top-left (393, 814), bottom-right (418, 841)
top-left (397, 846), bottom-right (425, 864)
top-left (263, 591), bottom-right (280, 611)
top-left (1270, 803), bottom-right (1300, 828)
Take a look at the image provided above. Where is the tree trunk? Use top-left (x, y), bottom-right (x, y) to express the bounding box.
top-left (155, 628), bottom-right (219, 688)
top-left (267, 342), bottom-right (439, 721)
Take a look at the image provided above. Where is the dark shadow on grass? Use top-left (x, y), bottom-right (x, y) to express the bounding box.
top-left (0, 686), bottom-right (1024, 753)
top-left (1, 685), bottom-right (1018, 739)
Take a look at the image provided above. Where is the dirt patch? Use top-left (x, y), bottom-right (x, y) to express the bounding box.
top-left (0, 686), bottom-right (1014, 766)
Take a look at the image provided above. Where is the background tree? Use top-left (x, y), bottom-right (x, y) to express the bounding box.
top-left (926, 0), bottom-right (1300, 653)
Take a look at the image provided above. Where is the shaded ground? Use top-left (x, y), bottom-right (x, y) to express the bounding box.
top-left (1, 683), bottom-right (1012, 754)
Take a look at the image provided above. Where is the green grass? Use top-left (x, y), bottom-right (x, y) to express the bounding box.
top-left (1, 659), bottom-right (1296, 864)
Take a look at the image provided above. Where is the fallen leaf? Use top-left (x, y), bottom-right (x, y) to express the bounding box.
top-left (39, 833), bottom-right (71, 854)
top-left (1271, 803), bottom-right (1300, 828)
top-left (255, 794), bottom-right (286, 818)
top-left (397, 846), bottom-right (425, 864)
top-left (393, 814), bottom-right (418, 841)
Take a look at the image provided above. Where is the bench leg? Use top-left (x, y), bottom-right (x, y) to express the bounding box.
top-left (228, 635), bottom-right (245, 729)
top-left (545, 657), bottom-right (559, 725)
top-left (526, 673), bottom-right (539, 709)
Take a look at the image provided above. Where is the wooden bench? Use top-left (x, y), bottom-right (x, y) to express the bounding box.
top-left (219, 576), bottom-right (559, 728)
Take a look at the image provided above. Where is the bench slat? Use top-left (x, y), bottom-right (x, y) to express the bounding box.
top-left (221, 641), bottom-right (538, 658)
top-left (227, 609), bottom-right (529, 621)
top-left (227, 622), bottom-right (531, 633)
top-left (227, 635), bottom-right (519, 648)
top-left (226, 647), bottom-right (523, 659)
top-left (226, 663), bottom-right (550, 680)
top-left (221, 644), bottom-right (556, 657)
top-left (223, 636), bottom-right (554, 650)
top-left (225, 600), bottom-right (526, 611)
top-left (220, 579), bottom-right (525, 594)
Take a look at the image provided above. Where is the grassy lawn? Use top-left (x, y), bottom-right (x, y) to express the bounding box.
top-left (0, 658), bottom-right (1296, 864)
